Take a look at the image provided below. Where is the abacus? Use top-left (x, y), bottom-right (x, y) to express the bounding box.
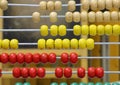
top-left (0, 0), bottom-right (120, 85)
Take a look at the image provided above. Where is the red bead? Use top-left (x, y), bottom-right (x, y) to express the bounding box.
top-left (55, 67), bottom-right (63, 78)
top-left (37, 68), bottom-right (45, 78)
top-left (25, 53), bottom-right (33, 63)
top-left (61, 53), bottom-right (69, 64)
top-left (1, 53), bottom-right (9, 64)
top-left (48, 53), bottom-right (56, 63)
top-left (9, 53), bottom-right (17, 64)
top-left (0, 69), bottom-right (2, 77)
top-left (40, 53), bottom-right (48, 63)
top-left (88, 67), bottom-right (96, 78)
top-left (64, 67), bottom-right (72, 78)
top-left (21, 68), bottom-right (29, 78)
top-left (12, 67), bottom-right (21, 78)
top-left (29, 68), bottom-right (37, 78)
top-left (95, 67), bottom-right (104, 78)
top-left (70, 52), bottom-right (78, 63)
top-left (33, 53), bottom-right (40, 63)
top-left (77, 67), bottom-right (85, 78)
top-left (17, 53), bottom-right (25, 64)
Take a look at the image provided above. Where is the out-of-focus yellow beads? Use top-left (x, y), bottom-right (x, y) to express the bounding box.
top-left (73, 25), bottom-right (81, 36)
top-left (38, 39), bottom-right (45, 49)
top-left (10, 39), bottom-right (19, 49)
top-left (40, 25), bottom-right (48, 36)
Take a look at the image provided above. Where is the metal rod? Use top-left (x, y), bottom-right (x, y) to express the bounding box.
top-left (8, 3), bottom-right (82, 7)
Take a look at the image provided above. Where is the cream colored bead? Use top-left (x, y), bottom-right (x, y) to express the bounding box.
top-left (103, 11), bottom-right (110, 22)
top-left (68, 0), bottom-right (76, 11)
top-left (81, 0), bottom-right (89, 11)
top-left (55, 1), bottom-right (62, 11)
top-left (105, 0), bottom-right (113, 10)
top-left (0, 0), bottom-right (8, 10)
top-left (47, 1), bottom-right (54, 11)
top-left (62, 39), bottom-right (70, 49)
top-left (46, 39), bottom-right (54, 49)
top-left (98, 0), bottom-right (105, 10)
top-left (39, 1), bottom-right (47, 10)
top-left (105, 25), bottom-right (112, 35)
top-left (88, 11), bottom-right (95, 23)
top-left (89, 25), bottom-right (97, 36)
top-left (79, 38), bottom-right (86, 49)
top-left (65, 12), bottom-right (73, 23)
top-left (32, 12), bottom-right (40, 23)
top-left (81, 11), bottom-right (88, 23)
top-left (113, 0), bottom-right (120, 10)
top-left (97, 25), bottom-right (105, 35)
top-left (73, 12), bottom-right (80, 22)
top-left (49, 12), bottom-right (57, 23)
top-left (86, 38), bottom-right (94, 50)
top-left (113, 24), bottom-right (120, 35)
top-left (111, 11), bottom-right (118, 21)
top-left (70, 39), bottom-right (78, 49)
top-left (96, 11), bottom-right (103, 22)
top-left (55, 39), bottom-right (62, 49)
top-left (90, 0), bottom-right (98, 11)
top-left (81, 25), bottom-right (89, 35)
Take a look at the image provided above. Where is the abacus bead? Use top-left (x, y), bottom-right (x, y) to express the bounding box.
top-left (105, 0), bottom-right (112, 10)
top-left (89, 25), bottom-right (97, 36)
top-left (81, 0), bottom-right (89, 11)
top-left (98, 0), bottom-right (105, 10)
top-left (88, 67), bottom-right (96, 78)
top-left (71, 39), bottom-right (78, 49)
top-left (55, 67), bottom-right (63, 78)
top-left (17, 53), bottom-right (25, 64)
top-left (10, 39), bottom-right (19, 49)
top-left (71, 82), bottom-right (78, 85)
top-left (105, 25), bottom-right (112, 35)
top-left (37, 68), bottom-right (45, 78)
top-left (111, 11), bottom-right (118, 21)
top-left (51, 82), bottom-right (58, 85)
top-left (68, 0), bottom-right (76, 11)
top-left (81, 25), bottom-right (89, 35)
top-left (73, 12), bottom-right (80, 23)
top-left (59, 25), bottom-right (66, 36)
top-left (46, 39), bottom-right (54, 49)
top-left (73, 25), bottom-right (81, 36)
top-left (40, 53), bottom-right (48, 63)
top-left (97, 25), bottom-right (105, 35)
top-left (88, 82), bottom-right (94, 85)
top-left (88, 11), bottom-right (95, 23)
top-left (90, 0), bottom-right (98, 11)
top-left (38, 39), bottom-right (45, 49)
top-left (48, 53), bottom-right (56, 63)
top-left (0, 0), bottom-right (8, 10)
top-left (0, 39), bottom-right (2, 48)
top-left (65, 12), bottom-right (73, 23)
top-left (50, 25), bottom-right (58, 36)
top-left (33, 53), bottom-right (40, 63)
top-left (23, 82), bottom-right (31, 85)
top-left (95, 67), bottom-right (104, 78)
top-left (2, 39), bottom-right (10, 49)
top-left (77, 67), bottom-right (85, 78)
top-left (0, 69), bottom-right (1, 77)
top-left (60, 82), bottom-right (67, 85)
top-left (15, 82), bottom-right (23, 85)
top-left (9, 53), bottom-right (17, 64)
top-left (55, 1), bottom-right (62, 11)
top-left (55, 39), bottom-right (62, 49)
top-left (62, 39), bottom-right (70, 49)
top-left (113, 0), bottom-right (120, 10)
top-left (47, 1), bottom-right (54, 11)
top-left (39, 1), bottom-right (47, 10)
top-left (113, 25), bottom-right (120, 35)
top-left (25, 53), bottom-right (33, 63)
top-left (96, 11), bottom-right (103, 22)
top-left (61, 53), bottom-right (69, 64)
top-left (32, 12), bottom-right (40, 23)
top-left (50, 12), bottom-right (58, 23)
top-left (1, 53), bottom-right (9, 63)
top-left (12, 67), bottom-right (21, 78)
top-left (112, 83), bottom-right (119, 85)
top-left (29, 68), bottom-right (37, 78)
top-left (70, 52), bottom-right (78, 63)
top-left (104, 82), bottom-right (110, 85)
top-left (21, 68), bottom-right (29, 78)
top-left (86, 38), bottom-right (94, 50)
top-left (79, 82), bottom-right (86, 85)
top-left (79, 39), bottom-right (86, 49)
top-left (40, 25), bottom-right (48, 36)
top-left (64, 67), bottom-right (72, 78)
top-left (95, 82), bottom-right (102, 85)
top-left (103, 11), bottom-right (110, 22)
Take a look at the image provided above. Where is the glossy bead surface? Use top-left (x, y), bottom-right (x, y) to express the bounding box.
top-left (25, 53), bottom-right (33, 63)
top-left (9, 53), bottom-right (17, 64)
top-left (40, 53), bottom-right (48, 63)
top-left (70, 52), bottom-right (78, 63)
top-left (37, 68), bottom-right (45, 78)
top-left (55, 67), bottom-right (63, 78)
top-left (1, 53), bottom-right (9, 63)
top-left (12, 67), bottom-right (21, 78)
top-left (95, 82), bottom-right (102, 85)
top-left (50, 82), bottom-right (58, 85)
top-left (10, 39), bottom-right (19, 49)
top-left (60, 82), bottom-right (67, 85)
top-left (33, 53), bottom-right (40, 63)
top-left (48, 53), bottom-right (56, 63)
top-left (95, 67), bottom-right (104, 78)
top-left (17, 53), bottom-right (25, 64)
top-left (64, 67), bottom-right (72, 78)
top-left (104, 82), bottom-right (110, 85)
top-left (61, 53), bottom-right (69, 64)
top-left (0, 69), bottom-right (2, 77)
top-left (23, 82), bottom-right (31, 85)
top-left (77, 67), bottom-right (85, 78)
top-left (88, 67), bottom-right (96, 78)
top-left (88, 82), bottom-right (94, 85)
top-left (21, 68), bottom-right (29, 78)
top-left (79, 82), bottom-right (86, 85)
top-left (29, 68), bottom-right (37, 78)
top-left (71, 82), bottom-right (78, 85)
top-left (15, 82), bottom-right (23, 85)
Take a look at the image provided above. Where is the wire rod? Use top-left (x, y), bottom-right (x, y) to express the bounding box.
top-left (8, 3), bottom-right (82, 7)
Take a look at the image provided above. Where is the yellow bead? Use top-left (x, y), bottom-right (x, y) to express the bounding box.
top-left (70, 39), bottom-right (78, 49)
top-left (55, 39), bottom-right (62, 49)
top-left (10, 39), bottom-right (19, 49)
top-left (86, 38), bottom-right (94, 50)
top-left (46, 39), bottom-right (54, 49)
top-left (73, 25), bottom-right (81, 36)
top-left (79, 38), bottom-right (86, 49)
top-left (97, 25), bottom-right (105, 35)
top-left (2, 39), bottom-right (10, 49)
top-left (105, 25), bottom-right (112, 35)
top-left (40, 25), bottom-right (48, 36)
top-left (81, 25), bottom-right (89, 35)
top-left (0, 39), bottom-right (2, 48)
top-left (62, 39), bottom-right (70, 49)
top-left (58, 25), bottom-right (66, 36)
top-left (37, 39), bottom-right (45, 49)
top-left (113, 24), bottom-right (120, 35)
top-left (89, 25), bottom-right (97, 36)
top-left (50, 25), bottom-right (58, 36)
